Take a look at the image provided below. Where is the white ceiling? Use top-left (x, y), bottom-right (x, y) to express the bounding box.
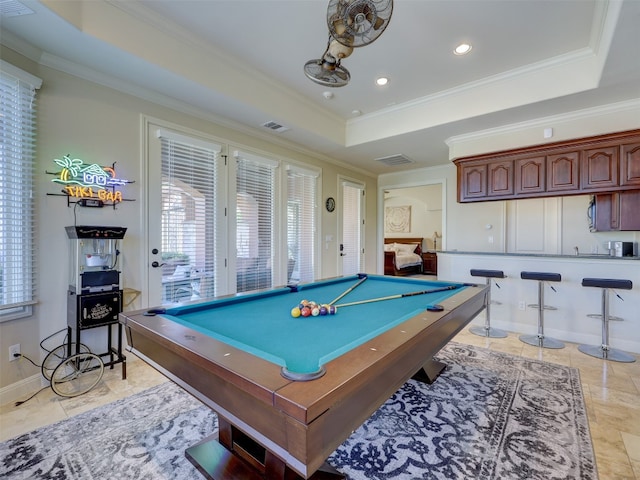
top-left (2, 0), bottom-right (639, 175)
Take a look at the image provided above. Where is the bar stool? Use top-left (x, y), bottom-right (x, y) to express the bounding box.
top-left (578, 278), bottom-right (635, 363)
top-left (519, 271), bottom-right (564, 349)
top-left (469, 269), bottom-right (507, 338)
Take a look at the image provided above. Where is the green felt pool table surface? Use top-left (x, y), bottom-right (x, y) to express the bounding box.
top-left (163, 274), bottom-right (468, 377)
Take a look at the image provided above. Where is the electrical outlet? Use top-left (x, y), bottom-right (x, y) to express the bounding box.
top-left (518, 301), bottom-right (526, 311)
top-left (9, 344), bottom-right (21, 362)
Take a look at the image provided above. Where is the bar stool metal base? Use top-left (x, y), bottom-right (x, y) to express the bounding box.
top-left (577, 344), bottom-right (636, 363)
top-left (519, 271), bottom-right (564, 349)
top-left (469, 325), bottom-right (508, 338)
top-left (527, 304), bottom-right (558, 311)
top-left (469, 269), bottom-right (506, 339)
top-left (519, 334), bottom-right (564, 349)
top-left (587, 313), bottom-right (624, 321)
top-left (579, 277), bottom-right (634, 363)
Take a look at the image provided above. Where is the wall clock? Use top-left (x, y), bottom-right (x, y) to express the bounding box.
top-left (325, 197), bottom-right (335, 212)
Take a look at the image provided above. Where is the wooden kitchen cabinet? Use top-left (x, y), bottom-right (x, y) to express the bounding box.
top-left (487, 160), bottom-right (514, 197)
top-left (454, 129), bottom-right (640, 203)
top-left (459, 160), bottom-right (514, 200)
top-left (459, 163), bottom-right (487, 201)
top-left (515, 156), bottom-right (545, 194)
top-left (581, 146), bottom-right (619, 190)
top-left (593, 190), bottom-right (640, 231)
top-left (621, 142), bottom-right (640, 186)
top-left (546, 151), bottom-right (579, 192)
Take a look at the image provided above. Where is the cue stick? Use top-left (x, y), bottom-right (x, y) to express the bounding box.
top-left (328, 275), bottom-right (368, 305)
top-left (334, 285), bottom-right (458, 308)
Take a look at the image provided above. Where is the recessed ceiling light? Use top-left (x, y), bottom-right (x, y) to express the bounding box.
top-left (376, 77), bottom-right (389, 86)
top-left (454, 43), bottom-right (472, 55)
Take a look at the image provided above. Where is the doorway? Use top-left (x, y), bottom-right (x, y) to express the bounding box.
top-left (380, 182), bottom-right (445, 272)
top-left (339, 179), bottom-right (365, 276)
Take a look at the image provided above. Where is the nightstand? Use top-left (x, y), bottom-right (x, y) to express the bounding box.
top-left (421, 252), bottom-right (438, 275)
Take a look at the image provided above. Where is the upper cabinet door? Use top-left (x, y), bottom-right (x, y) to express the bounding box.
top-left (459, 163), bottom-right (487, 201)
top-left (515, 156), bottom-right (545, 194)
top-left (547, 151), bottom-right (579, 192)
top-left (620, 141), bottom-right (640, 186)
top-left (581, 146), bottom-right (619, 190)
top-left (487, 160), bottom-right (514, 197)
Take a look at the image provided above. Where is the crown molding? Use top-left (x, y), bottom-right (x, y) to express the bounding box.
top-left (34, 51), bottom-right (374, 178)
top-left (445, 98), bottom-right (640, 148)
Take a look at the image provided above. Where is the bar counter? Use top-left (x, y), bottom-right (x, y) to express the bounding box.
top-left (437, 251), bottom-right (639, 354)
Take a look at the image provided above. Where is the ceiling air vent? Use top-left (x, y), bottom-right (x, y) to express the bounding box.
top-left (375, 154), bottom-right (413, 166)
top-left (0, 0), bottom-right (34, 17)
top-left (261, 121), bottom-right (290, 133)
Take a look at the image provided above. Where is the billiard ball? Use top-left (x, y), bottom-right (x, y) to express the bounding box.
top-left (291, 307), bottom-right (301, 317)
top-left (301, 306), bottom-right (311, 317)
top-left (311, 306), bottom-right (320, 316)
top-left (319, 306), bottom-right (328, 315)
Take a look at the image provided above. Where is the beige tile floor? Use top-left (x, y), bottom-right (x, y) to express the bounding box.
top-left (1, 329), bottom-right (638, 479)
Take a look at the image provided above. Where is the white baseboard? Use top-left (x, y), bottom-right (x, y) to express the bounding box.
top-left (0, 374), bottom-right (45, 407)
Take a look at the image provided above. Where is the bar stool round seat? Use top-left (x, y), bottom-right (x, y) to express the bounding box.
top-left (469, 269), bottom-right (508, 338)
top-left (519, 271), bottom-right (564, 349)
top-left (578, 278), bottom-right (635, 363)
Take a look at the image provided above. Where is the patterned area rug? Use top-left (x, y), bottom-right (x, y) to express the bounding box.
top-left (0, 343), bottom-right (597, 480)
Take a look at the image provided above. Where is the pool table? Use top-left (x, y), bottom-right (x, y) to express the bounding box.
top-left (120, 274), bottom-right (487, 480)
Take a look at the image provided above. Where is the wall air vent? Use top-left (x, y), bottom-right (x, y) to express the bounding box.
top-left (261, 121), bottom-right (290, 133)
top-left (0, 0), bottom-right (34, 17)
top-left (375, 154), bottom-right (413, 166)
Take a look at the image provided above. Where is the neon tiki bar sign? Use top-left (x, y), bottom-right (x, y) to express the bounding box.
top-left (51, 154), bottom-right (130, 203)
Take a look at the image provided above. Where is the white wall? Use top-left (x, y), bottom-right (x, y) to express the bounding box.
top-left (0, 48), bottom-right (378, 400)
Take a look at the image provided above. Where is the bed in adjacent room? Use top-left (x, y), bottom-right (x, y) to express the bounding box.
top-left (384, 237), bottom-right (423, 276)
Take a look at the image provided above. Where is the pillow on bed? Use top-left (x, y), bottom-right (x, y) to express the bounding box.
top-left (384, 243), bottom-right (396, 252)
top-left (394, 243), bottom-right (418, 254)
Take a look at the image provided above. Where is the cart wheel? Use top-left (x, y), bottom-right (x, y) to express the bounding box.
top-left (50, 353), bottom-right (104, 397)
top-left (42, 343), bottom-right (90, 380)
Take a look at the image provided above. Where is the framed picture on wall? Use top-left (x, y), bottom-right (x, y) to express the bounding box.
top-left (385, 206), bottom-right (411, 233)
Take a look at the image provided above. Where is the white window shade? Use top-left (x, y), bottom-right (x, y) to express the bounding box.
top-left (0, 64), bottom-right (40, 320)
top-left (235, 152), bottom-right (277, 292)
top-left (159, 132), bottom-right (223, 302)
top-left (341, 182), bottom-right (363, 275)
top-left (287, 165), bottom-right (319, 283)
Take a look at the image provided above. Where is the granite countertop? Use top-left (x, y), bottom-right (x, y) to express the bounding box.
top-left (440, 251), bottom-right (640, 260)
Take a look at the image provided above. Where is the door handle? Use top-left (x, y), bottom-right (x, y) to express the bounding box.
top-left (151, 261), bottom-right (166, 268)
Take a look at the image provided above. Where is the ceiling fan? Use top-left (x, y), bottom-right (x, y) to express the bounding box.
top-left (304, 0), bottom-right (393, 88)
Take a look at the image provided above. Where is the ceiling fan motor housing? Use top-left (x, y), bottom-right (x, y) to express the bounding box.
top-left (328, 0), bottom-right (393, 48)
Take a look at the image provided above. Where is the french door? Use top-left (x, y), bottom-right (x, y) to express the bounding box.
top-left (339, 179), bottom-right (365, 275)
top-left (142, 117), bottom-right (319, 306)
top-left (144, 119), bottom-right (227, 306)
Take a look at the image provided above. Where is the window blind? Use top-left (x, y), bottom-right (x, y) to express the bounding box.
top-left (235, 151), bottom-right (277, 292)
top-left (341, 182), bottom-right (363, 275)
top-left (158, 131), bottom-right (223, 302)
top-left (287, 165), bottom-right (318, 283)
top-left (0, 63), bottom-right (40, 320)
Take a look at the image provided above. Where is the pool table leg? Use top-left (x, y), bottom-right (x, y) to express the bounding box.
top-left (187, 417), bottom-right (344, 480)
top-left (411, 358), bottom-right (447, 384)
